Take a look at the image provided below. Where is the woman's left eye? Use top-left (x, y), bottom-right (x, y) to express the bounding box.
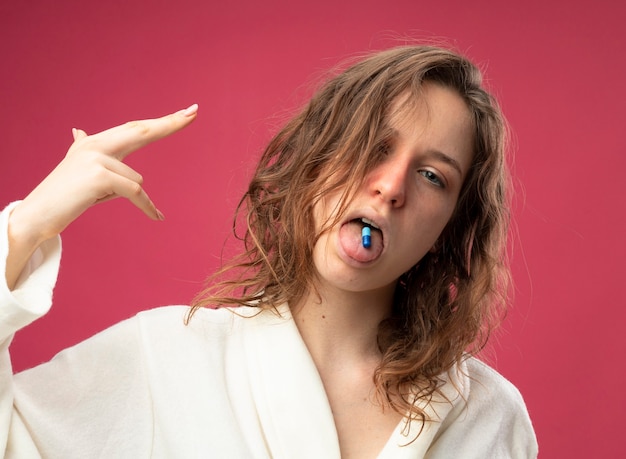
top-left (419, 170), bottom-right (444, 187)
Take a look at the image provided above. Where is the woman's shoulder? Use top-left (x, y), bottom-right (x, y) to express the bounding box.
top-left (135, 304), bottom-right (283, 325)
top-left (463, 357), bottom-right (529, 409)
top-left (116, 304), bottom-right (296, 381)
top-left (432, 357), bottom-right (538, 457)
top-left (131, 304), bottom-right (288, 342)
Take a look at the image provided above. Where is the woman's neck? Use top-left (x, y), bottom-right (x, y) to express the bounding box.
top-left (290, 283), bottom-right (396, 371)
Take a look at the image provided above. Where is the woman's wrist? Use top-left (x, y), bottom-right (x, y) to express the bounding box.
top-left (5, 203), bottom-right (50, 290)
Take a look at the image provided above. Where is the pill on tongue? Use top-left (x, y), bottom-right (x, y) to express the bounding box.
top-left (339, 220), bottom-right (383, 263)
top-left (362, 226), bottom-right (371, 248)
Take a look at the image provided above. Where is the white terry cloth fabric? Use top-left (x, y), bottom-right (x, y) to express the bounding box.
top-left (0, 203), bottom-right (538, 458)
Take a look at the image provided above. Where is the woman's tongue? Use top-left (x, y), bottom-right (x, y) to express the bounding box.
top-left (339, 221), bottom-right (383, 263)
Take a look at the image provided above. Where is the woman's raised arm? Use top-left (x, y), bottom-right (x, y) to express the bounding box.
top-left (5, 104), bottom-right (198, 290)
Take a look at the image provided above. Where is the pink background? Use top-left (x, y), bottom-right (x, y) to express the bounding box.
top-left (1, 1), bottom-right (624, 456)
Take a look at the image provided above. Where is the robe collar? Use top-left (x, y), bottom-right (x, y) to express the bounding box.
top-left (239, 304), bottom-right (468, 458)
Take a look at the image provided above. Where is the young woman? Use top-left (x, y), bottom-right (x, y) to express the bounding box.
top-left (1, 46), bottom-right (537, 458)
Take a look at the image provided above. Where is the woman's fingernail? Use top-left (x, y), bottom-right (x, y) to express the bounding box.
top-left (181, 103), bottom-right (198, 117)
top-left (156, 209), bottom-right (165, 221)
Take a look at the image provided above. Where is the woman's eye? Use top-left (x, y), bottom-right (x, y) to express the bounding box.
top-left (419, 170), bottom-right (444, 187)
top-left (376, 140), bottom-right (392, 157)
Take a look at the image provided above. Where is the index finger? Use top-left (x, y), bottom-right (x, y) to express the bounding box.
top-left (78, 103), bottom-right (199, 160)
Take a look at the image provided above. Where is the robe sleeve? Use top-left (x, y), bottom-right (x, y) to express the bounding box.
top-left (0, 203), bottom-right (154, 458)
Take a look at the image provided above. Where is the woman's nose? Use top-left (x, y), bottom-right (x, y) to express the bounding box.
top-left (368, 155), bottom-right (407, 208)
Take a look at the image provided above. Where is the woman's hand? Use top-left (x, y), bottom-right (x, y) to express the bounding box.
top-left (5, 104), bottom-right (199, 290)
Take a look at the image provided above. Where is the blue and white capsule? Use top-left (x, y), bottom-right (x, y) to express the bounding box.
top-left (361, 226), bottom-right (372, 249)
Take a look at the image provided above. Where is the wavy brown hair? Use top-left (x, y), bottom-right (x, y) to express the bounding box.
top-left (190, 45), bottom-right (510, 429)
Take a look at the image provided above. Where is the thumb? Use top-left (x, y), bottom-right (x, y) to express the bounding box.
top-left (72, 127), bottom-right (88, 141)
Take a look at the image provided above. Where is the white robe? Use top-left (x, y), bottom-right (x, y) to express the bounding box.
top-left (0, 204), bottom-right (538, 458)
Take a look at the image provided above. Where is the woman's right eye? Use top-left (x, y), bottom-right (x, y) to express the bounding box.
top-left (376, 139), bottom-right (392, 157)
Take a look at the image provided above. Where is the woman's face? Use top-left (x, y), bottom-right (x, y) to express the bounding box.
top-left (311, 83), bottom-right (475, 297)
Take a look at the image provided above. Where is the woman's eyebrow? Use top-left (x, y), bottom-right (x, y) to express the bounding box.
top-left (388, 127), bottom-right (464, 177)
top-left (426, 149), bottom-right (463, 177)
